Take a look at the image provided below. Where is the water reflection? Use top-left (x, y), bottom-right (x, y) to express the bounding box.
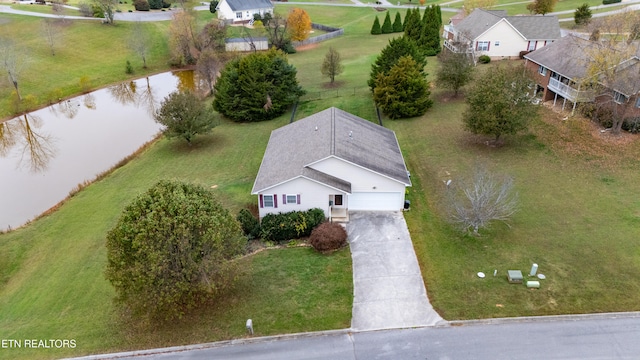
top-left (0, 71), bottom-right (194, 231)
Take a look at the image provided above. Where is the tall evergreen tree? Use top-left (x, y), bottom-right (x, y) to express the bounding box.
top-left (373, 55), bottom-right (432, 119)
top-left (369, 36), bottom-right (426, 91)
top-left (403, 8), bottom-right (412, 31)
top-left (435, 5), bottom-right (442, 28)
top-left (404, 8), bottom-right (422, 43)
top-left (381, 12), bottom-right (393, 34)
top-left (371, 16), bottom-right (382, 35)
top-left (393, 12), bottom-right (403, 33)
top-left (420, 5), bottom-right (441, 55)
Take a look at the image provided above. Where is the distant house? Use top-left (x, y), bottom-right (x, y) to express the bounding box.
top-left (524, 34), bottom-right (640, 115)
top-left (216, 0), bottom-right (274, 24)
top-left (251, 107), bottom-right (411, 222)
top-left (443, 9), bottom-right (560, 61)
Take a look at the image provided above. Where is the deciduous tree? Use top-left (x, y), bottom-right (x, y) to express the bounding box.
top-left (213, 49), bottom-right (305, 122)
top-left (105, 180), bottom-right (246, 320)
top-left (41, 19), bottom-right (62, 56)
top-left (462, 0), bottom-right (497, 15)
top-left (168, 10), bottom-right (199, 66)
top-left (321, 46), bottom-right (344, 84)
top-left (463, 65), bottom-right (537, 143)
top-left (373, 55), bottom-right (432, 119)
top-left (287, 8), bottom-right (312, 41)
top-left (264, 13), bottom-right (294, 53)
top-left (92, 0), bottom-right (117, 24)
top-left (154, 90), bottom-right (217, 144)
top-left (0, 38), bottom-right (27, 100)
top-left (435, 50), bottom-right (474, 97)
top-left (446, 165), bottom-right (518, 236)
top-left (526, 0), bottom-right (557, 15)
top-left (197, 49), bottom-right (231, 96)
top-left (128, 21), bottom-right (151, 68)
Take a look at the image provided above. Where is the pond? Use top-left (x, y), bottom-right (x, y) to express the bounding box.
top-left (0, 71), bottom-right (197, 231)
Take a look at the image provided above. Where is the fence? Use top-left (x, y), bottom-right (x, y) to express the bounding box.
top-left (293, 23), bottom-right (344, 47)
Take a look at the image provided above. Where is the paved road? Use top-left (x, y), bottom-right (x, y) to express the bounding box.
top-left (346, 212), bottom-right (443, 331)
top-left (69, 313), bottom-right (640, 359)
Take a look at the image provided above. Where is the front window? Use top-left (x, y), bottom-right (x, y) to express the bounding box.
top-left (286, 194), bottom-right (297, 204)
top-left (614, 91), bottom-right (627, 104)
top-left (476, 41), bottom-right (489, 51)
top-left (263, 194), bottom-right (274, 207)
top-left (528, 41), bottom-right (537, 51)
top-left (235, 12), bottom-right (242, 19)
top-left (538, 65), bottom-right (547, 76)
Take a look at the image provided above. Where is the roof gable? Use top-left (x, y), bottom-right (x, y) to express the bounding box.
top-left (456, 9), bottom-right (559, 41)
top-left (224, 0), bottom-right (273, 12)
top-left (251, 107), bottom-right (410, 193)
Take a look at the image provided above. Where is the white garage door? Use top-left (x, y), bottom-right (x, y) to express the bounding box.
top-left (348, 192), bottom-right (404, 211)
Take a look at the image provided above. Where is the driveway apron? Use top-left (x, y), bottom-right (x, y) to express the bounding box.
top-left (346, 211), bottom-right (443, 331)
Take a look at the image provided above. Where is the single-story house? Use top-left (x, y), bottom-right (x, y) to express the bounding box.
top-left (216, 0), bottom-right (274, 24)
top-left (443, 8), bottom-right (560, 60)
top-left (524, 34), bottom-right (640, 115)
top-left (251, 107), bottom-right (411, 221)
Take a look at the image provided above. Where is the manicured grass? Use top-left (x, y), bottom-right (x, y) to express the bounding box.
top-left (0, 14), bottom-right (172, 119)
top-left (0, 113), bottom-right (353, 359)
top-left (3, 3), bottom-right (640, 359)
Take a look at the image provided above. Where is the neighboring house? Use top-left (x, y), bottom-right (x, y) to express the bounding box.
top-left (443, 9), bottom-right (560, 61)
top-left (216, 0), bottom-right (273, 24)
top-left (251, 107), bottom-right (411, 221)
top-left (524, 34), bottom-right (640, 115)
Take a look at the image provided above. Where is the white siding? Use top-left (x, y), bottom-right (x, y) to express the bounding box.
top-left (476, 21), bottom-right (527, 59)
top-left (309, 156), bottom-right (406, 193)
top-left (257, 177), bottom-right (344, 219)
top-left (216, 0), bottom-right (234, 21)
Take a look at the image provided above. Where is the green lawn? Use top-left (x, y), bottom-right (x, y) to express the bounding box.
top-left (2, 3), bottom-right (640, 359)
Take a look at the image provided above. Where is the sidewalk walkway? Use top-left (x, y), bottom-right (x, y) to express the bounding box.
top-left (346, 211), bottom-right (443, 331)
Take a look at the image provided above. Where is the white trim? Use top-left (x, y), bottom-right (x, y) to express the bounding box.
top-left (252, 175), bottom-right (351, 195)
top-left (305, 155), bottom-right (411, 187)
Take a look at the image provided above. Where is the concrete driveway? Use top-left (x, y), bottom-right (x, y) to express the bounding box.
top-left (346, 211), bottom-right (444, 331)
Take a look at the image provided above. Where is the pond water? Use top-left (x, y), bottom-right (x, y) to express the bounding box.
top-left (0, 71), bottom-right (196, 231)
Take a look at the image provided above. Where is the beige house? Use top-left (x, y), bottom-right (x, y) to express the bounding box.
top-left (443, 9), bottom-right (560, 61)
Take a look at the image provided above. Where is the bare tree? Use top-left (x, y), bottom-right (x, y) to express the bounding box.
top-left (196, 49), bottom-right (230, 96)
top-left (0, 120), bottom-right (18, 157)
top-left (446, 166), bottom-right (518, 236)
top-left (580, 12), bottom-right (640, 134)
top-left (264, 13), bottom-right (291, 52)
top-left (16, 114), bottom-right (56, 173)
top-left (0, 38), bottom-right (27, 100)
top-left (128, 21), bottom-right (151, 68)
top-left (321, 47), bottom-right (344, 84)
top-left (51, 0), bottom-right (67, 21)
top-left (168, 10), bottom-right (200, 65)
top-left (42, 19), bottom-right (62, 56)
top-left (109, 81), bottom-right (138, 106)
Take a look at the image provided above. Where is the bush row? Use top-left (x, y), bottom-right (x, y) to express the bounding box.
top-left (260, 208), bottom-right (325, 242)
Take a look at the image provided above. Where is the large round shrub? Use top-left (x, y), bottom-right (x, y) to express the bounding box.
top-left (105, 180), bottom-right (246, 319)
top-left (213, 48), bottom-right (305, 122)
top-left (134, 0), bottom-right (150, 11)
top-left (309, 222), bottom-right (348, 252)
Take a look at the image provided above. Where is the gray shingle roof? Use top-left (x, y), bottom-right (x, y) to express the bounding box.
top-left (456, 8), bottom-right (559, 41)
top-left (524, 35), bottom-right (592, 80)
top-left (251, 107), bottom-right (411, 193)
top-left (224, 0), bottom-right (273, 12)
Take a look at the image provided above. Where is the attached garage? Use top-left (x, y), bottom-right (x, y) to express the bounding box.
top-left (348, 192), bottom-right (404, 211)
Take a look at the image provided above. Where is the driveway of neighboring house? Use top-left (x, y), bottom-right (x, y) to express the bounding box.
top-left (346, 211), bottom-right (444, 331)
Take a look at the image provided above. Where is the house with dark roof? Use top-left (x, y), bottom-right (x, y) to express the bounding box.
top-left (216, 0), bottom-right (273, 24)
top-left (251, 107), bottom-right (411, 221)
top-left (443, 9), bottom-right (560, 60)
top-left (524, 34), bottom-right (640, 115)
